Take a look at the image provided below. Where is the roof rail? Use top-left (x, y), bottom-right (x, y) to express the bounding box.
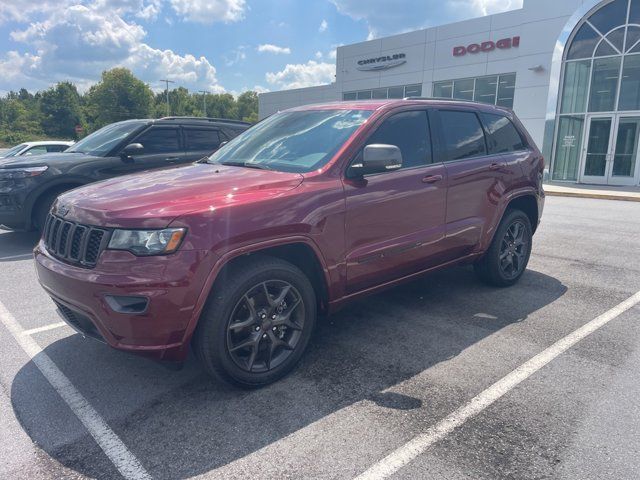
top-left (159, 116), bottom-right (252, 125)
top-left (402, 96), bottom-right (484, 104)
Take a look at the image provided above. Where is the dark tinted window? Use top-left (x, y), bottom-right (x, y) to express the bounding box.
top-left (366, 111), bottom-right (431, 169)
top-left (480, 113), bottom-right (527, 154)
top-left (185, 129), bottom-right (221, 151)
top-left (439, 110), bottom-right (487, 161)
top-left (47, 145), bottom-right (67, 152)
top-left (135, 128), bottom-right (180, 154)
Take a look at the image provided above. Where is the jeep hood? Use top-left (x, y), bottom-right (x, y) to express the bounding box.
top-left (55, 163), bottom-right (304, 228)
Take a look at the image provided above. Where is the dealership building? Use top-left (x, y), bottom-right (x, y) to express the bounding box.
top-left (259, 0), bottom-right (640, 186)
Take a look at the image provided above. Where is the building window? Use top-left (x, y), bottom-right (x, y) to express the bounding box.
top-left (342, 84), bottom-right (422, 101)
top-left (432, 73), bottom-right (516, 108)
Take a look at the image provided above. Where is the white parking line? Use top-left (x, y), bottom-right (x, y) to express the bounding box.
top-left (355, 290), bottom-right (640, 480)
top-left (22, 322), bottom-right (68, 336)
top-left (1, 253), bottom-right (33, 261)
top-left (0, 300), bottom-right (151, 480)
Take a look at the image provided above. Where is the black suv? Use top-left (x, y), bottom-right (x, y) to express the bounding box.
top-left (0, 117), bottom-right (250, 231)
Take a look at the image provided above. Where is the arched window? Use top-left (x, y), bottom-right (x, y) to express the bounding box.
top-left (553, 0), bottom-right (640, 182)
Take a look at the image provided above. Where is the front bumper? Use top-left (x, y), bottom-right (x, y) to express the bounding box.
top-left (34, 241), bottom-right (215, 361)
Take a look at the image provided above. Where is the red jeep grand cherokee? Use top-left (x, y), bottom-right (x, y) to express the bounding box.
top-left (35, 99), bottom-right (544, 387)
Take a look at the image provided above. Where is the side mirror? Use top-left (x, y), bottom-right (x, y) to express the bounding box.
top-left (219, 141), bottom-right (228, 148)
top-left (120, 143), bottom-right (144, 161)
top-left (349, 144), bottom-right (403, 177)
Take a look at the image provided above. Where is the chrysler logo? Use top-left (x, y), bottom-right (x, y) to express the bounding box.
top-left (357, 53), bottom-right (406, 71)
top-left (57, 204), bottom-right (70, 217)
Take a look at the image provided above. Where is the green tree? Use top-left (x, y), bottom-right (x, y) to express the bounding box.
top-left (40, 82), bottom-right (83, 138)
top-left (85, 68), bottom-right (154, 128)
top-left (205, 93), bottom-right (238, 119)
top-left (237, 91), bottom-right (258, 123)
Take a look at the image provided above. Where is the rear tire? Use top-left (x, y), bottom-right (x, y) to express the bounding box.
top-left (193, 256), bottom-right (316, 388)
top-left (474, 209), bottom-right (532, 287)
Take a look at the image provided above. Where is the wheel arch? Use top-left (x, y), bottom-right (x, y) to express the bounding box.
top-left (26, 178), bottom-right (90, 229)
top-left (213, 242), bottom-right (330, 314)
top-left (505, 194), bottom-right (539, 233)
top-left (185, 237), bottom-right (332, 347)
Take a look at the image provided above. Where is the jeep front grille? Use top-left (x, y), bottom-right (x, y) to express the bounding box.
top-left (43, 214), bottom-right (110, 268)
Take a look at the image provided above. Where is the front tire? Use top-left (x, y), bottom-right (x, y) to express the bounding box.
top-left (193, 256), bottom-right (316, 388)
top-left (474, 209), bottom-right (533, 287)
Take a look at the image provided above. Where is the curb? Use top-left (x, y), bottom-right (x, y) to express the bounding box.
top-left (545, 190), bottom-right (640, 202)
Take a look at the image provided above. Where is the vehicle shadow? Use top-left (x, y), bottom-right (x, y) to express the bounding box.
top-left (11, 266), bottom-right (567, 478)
top-left (0, 230), bottom-right (40, 261)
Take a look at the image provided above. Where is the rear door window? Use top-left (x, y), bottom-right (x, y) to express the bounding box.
top-left (480, 113), bottom-right (527, 154)
top-left (365, 110), bottom-right (432, 169)
top-left (438, 110), bottom-right (487, 161)
top-left (134, 128), bottom-right (181, 154)
top-left (184, 129), bottom-right (222, 151)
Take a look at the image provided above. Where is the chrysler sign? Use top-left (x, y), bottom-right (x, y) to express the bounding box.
top-left (453, 36), bottom-right (520, 56)
top-left (357, 53), bottom-right (406, 71)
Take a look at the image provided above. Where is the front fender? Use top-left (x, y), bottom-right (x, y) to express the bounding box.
top-left (179, 235), bottom-right (331, 345)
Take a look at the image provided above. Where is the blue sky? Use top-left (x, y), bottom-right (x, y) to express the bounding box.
top-left (0, 0), bottom-right (523, 95)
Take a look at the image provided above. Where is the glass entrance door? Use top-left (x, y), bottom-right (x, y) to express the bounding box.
top-left (581, 116), bottom-right (613, 184)
top-left (581, 115), bottom-right (640, 185)
top-left (610, 117), bottom-right (640, 186)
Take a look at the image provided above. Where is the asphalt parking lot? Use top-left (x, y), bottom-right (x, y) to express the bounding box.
top-left (1, 196), bottom-right (640, 479)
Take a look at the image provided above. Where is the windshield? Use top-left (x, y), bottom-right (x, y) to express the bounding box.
top-left (208, 109), bottom-right (372, 173)
top-left (67, 121), bottom-right (145, 156)
top-left (2, 144), bottom-right (28, 157)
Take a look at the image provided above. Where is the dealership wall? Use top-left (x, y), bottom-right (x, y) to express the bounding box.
top-left (259, 0), bottom-right (589, 151)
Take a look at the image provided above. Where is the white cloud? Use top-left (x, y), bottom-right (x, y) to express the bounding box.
top-left (4, 4), bottom-right (225, 93)
top-left (330, 0), bottom-right (522, 37)
top-left (319, 19), bottom-right (328, 32)
top-left (169, 0), bottom-right (246, 24)
top-left (266, 60), bottom-right (335, 90)
top-left (0, 0), bottom-right (163, 24)
top-left (0, 0), bottom-right (70, 24)
top-left (257, 44), bottom-right (291, 55)
top-left (252, 85), bottom-right (270, 94)
top-left (315, 51), bottom-right (323, 59)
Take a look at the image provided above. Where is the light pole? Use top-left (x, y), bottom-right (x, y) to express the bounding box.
top-left (198, 90), bottom-right (208, 117)
top-left (160, 79), bottom-right (175, 116)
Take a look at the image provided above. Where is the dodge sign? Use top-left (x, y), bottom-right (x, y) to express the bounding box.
top-left (453, 36), bottom-right (520, 56)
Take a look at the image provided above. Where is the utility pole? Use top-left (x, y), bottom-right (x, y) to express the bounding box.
top-left (160, 79), bottom-right (175, 116)
top-left (198, 90), bottom-right (208, 117)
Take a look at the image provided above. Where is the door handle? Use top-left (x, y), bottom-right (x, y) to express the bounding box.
top-left (489, 162), bottom-right (502, 171)
top-left (166, 156), bottom-right (181, 162)
top-left (422, 174), bottom-right (443, 184)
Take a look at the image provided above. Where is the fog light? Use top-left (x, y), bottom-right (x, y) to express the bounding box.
top-left (104, 295), bottom-right (149, 314)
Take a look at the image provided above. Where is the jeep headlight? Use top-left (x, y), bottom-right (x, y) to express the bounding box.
top-left (107, 228), bottom-right (186, 256)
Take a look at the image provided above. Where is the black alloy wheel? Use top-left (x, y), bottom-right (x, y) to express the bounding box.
top-left (498, 220), bottom-right (529, 280)
top-left (227, 280), bottom-right (305, 373)
top-left (474, 208), bottom-right (533, 287)
top-left (193, 256), bottom-right (316, 388)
